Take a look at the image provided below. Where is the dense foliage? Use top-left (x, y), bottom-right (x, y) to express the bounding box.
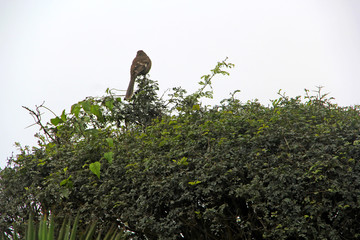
top-left (1, 59), bottom-right (360, 239)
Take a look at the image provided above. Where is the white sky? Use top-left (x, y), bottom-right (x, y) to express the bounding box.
top-left (1, 0), bottom-right (360, 168)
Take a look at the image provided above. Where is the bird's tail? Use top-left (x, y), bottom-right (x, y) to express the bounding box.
top-left (124, 75), bottom-right (136, 100)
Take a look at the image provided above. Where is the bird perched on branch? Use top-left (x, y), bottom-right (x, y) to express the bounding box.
top-left (125, 50), bottom-right (152, 100)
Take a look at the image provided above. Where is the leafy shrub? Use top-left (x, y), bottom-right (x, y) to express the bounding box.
top-left (1, 59), bottom-right (360, 239)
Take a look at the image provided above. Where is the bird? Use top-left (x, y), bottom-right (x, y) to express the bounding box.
top-left (124, 50), bottom-right (152, 100)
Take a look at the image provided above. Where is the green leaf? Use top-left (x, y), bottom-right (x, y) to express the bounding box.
top-left (46, 215), bottom-right (55, 240)
top-left (104, 152), bottom-right (114, 164)
top-left (58, 217), bottom-right (68, 240)
top-left (38, 216), bottom-right (46, 240)
top-left (60, 176), bottom-right (73, 188)
top-left (91, 104), bottom-right (101, 116)
top-left (106, 138), bottom-right (114, 148)
top-left (59, 188), bottom-right (70, 199)
top-left (173, 157), bottom-right (188, 166)
top-left (60, 109), bottom-right (67, 122)
top-left (71, 103), bottom-right (81, 117)
top-left (84, 221), bottom-right (97, 240)
top-left (50, 117), bottom-right (63, 126)
top-left (27, 213), bottom-right (35, 240)
top-left (192, 104), bottom-right (200, 111)
top-left (69, 214), bottom-right (80, 240)
top-left (105, 99), bottom-right (114, 111)
top-left (91, 105), bottom-right (104, 122)
top-left (89, 161), bottom-right (101, 179)
top-left (188, 180), bottom-right (201, 185)
top-left (60, 179), bottom-right (68, 186)
top-left (82, 100), bottom-right (91, 113)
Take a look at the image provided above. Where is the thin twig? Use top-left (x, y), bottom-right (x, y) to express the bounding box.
top-left (22, 105), bottom-right (56, 142)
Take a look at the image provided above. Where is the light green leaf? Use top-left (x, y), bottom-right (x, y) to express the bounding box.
top-left (61, 109), bottom-right (67, 121)
top-left (89, 161), bottom-right (101, 179)
top-left (106, 138), bottom-right (114, 148)
top-left (188, 180), bottom-right (201, 185)
top-left (192, 105), bottom-right (200, 111)
top-left (50, 117), bottom-right (63, 126)
top-left (104, 152), bottom-right (114, 164)
top-left (175, 157), bottom-right (188, 166)
top-left (60, 179), bottom-right (68, 186)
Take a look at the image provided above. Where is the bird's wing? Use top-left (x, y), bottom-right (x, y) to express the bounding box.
top-left (132, 60), bottom-right (149, 75)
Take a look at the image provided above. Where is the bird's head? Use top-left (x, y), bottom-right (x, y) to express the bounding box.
top-left (137, 50), bottom-right (146, 56)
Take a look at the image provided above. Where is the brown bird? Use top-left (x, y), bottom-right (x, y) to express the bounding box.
top-left (124, 50), bottom-right (152, 100)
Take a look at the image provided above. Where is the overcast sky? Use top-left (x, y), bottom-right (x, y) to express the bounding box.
top-left (1, 0), bottom-right (360, 168)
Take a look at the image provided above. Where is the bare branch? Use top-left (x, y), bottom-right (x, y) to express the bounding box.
top-left (22, 105), bottom-right (56, 142)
